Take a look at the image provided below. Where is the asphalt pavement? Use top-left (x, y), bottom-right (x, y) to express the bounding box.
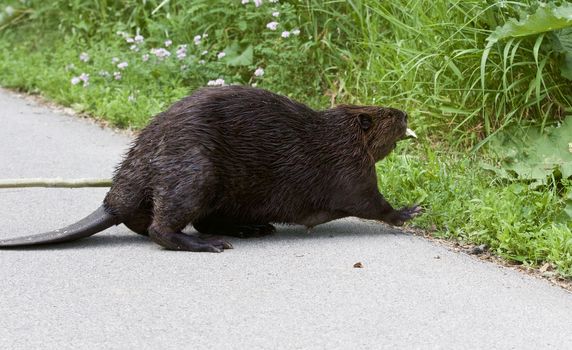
top-left (1, 88), bottom-right (571, 350)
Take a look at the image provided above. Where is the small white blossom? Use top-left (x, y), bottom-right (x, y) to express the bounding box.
top-left (113, 71), bottom-right (122, 80)
top-left (268, 0), bottom-right (278, 2)
top-left (65, 63), bottom-right (75, 71)
top-left (254, 0), bottom-right (263, 6)
top-left (71, 77), bottom-right (81, 85)
top-left (5, 6), bottom-right (15, 16)
top-left (117, 61), bottom-right (128, 70)
top-left (281, 31), bottom-right (290, 38)
top-left (292, 28), bottom-right (300, 35)
top-left (126, 37), bottom-right (134, 43)
top-left (98, 70), bottom-right (110, 77)
top-left (176, 45), bottom-right (187, 60)
top-left (164, 39), bottom-right (172, 47)
top-left (254, 68), bottom-right (264, 77)
top-left (266, 21), bottom-right (278, 30)
top-left (151, 48), bottom-right (171, 59)
top-left (79, 73), bottom-right (89, 87)
top-left (241, 0), bottom-right (249, 3)
top-left (251, 82), bottom-right (258, 87)
top-left (198, 60), bottom-right (206, 65)
top-left (203, 33), bottom-right (208, 39)
top-left (207, 78), bottom-right (226, 86)
top-left (142, 54), bottom-right (149, 62)
top-left (79, 52), bottom-right (90, 62)
top-left (128, 94), bottom-right (136, 102)
top-left (194, 35), bottom-right (202, 45)
top-left (130, 44), bottom-right (139, 52)
top-left (272, 11), bottom-right (279, 17)
top-left (201, 50), bottom-right (208, 56)
top-left (217, 51), bottom-right (226, 59)
top-left (112, 57), bottom-right (120, 64)
top-left (134, 35), bottom-right (144, 43)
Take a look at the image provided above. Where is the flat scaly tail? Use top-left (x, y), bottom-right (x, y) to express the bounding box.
top-left (0, 205), bottom-right (120, 247)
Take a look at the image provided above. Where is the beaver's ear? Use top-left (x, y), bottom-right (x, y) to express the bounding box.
top-left (358, 114), bottom-right (372, 131)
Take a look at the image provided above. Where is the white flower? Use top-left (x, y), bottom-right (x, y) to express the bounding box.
top-left (164, 39), bottom-right (172, 47)
top-left (130, 44), bottom-right (139, 52)
top-left (98, 70), bottom-right (110, 77)
top-left (65, 63), bottom-right (75, 71)
top-left (194, 35), bottom-right (202, 45)
top-left (198, 60), bottom-right (206, 65)
top-left (207, 78), bottom-right (225, 86)
top-left (126, 37), bottom-right (134, 43)
top-left (128, 94), bottom-right (136, 102)
top-left (79, 73), bottom-right (89, 87)
top-left (254, 0), bottom-right (263, 6)
top-left (112, 57), bottom-right (120, 63)
top-left (5, 6), bottom-right (15, 16)
top-left (281, 31), bottom-right (290, 38)
top-left (151, 48), bottom-right (171, 59)
top-left (117, 61), bottom-right (128, 70)
top-left (176, 45), bottom-right (187, 60)
top-left (217, 51), bottom-right (226, 59)
top-left (292, 28), bottom-right (300, 36)
top-left (241, 0), bottom-right (249, 3)
top-left (79, 52), bottom-right (89, 62)
top-left (251, 82), bottom-right (258, 87)
top-left (134, 35), bottom-right (144, 43)
top-left (254, 68), bottom-right (264, 77)
top-left (272, 11), bottom-right (279, 17)
top-left (201, 50), bottom-right (208, 56)
top-left (266, 21), bottom-right (278, 30)
top-left (142, 54), bottom-right (149, 62)
top-left (71, 77), bottom-right (81, 85)
top-left (203, 33), bottom-right (208, 39)
top-left (268, 0), bottom-right (278, 2)
top-left (113, 71), bottom-right (122, 80)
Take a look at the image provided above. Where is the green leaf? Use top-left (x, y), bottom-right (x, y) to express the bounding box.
top-left (222, 42), bottom-right (253, 67)
top-left (486, 115), bottom-right (572, 184)
top-left (487, 3), bottom-right (572, 44)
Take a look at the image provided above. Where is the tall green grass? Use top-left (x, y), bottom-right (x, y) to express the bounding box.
top-left (2, 0), bottom-right (570, 140)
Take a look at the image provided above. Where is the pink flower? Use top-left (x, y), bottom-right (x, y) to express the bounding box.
top-left (113, 72), bottom-right (122, 80)
top-left (281, 31), bottom-right (290, 38)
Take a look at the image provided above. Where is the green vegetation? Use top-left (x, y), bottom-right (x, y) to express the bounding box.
top-left (0, 0), bottom-right (571, 278)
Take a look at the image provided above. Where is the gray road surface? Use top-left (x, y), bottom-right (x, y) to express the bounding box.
top-left (1, 89), bottom-right (571, 350)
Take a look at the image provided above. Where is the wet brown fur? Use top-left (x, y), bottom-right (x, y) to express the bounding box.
top-left (101, 85), bottom-right (418, 251)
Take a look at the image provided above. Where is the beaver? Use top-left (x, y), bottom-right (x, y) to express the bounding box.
top-left (0, 85), bottom-right (421, 252)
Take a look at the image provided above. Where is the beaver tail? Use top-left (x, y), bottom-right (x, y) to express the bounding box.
top-left (0, 205), bottom-right (120, 247)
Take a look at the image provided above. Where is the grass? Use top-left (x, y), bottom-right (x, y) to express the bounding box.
top-left (0, 0), bottom-right (571, 278)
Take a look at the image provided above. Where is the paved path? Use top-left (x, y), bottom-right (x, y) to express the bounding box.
top-left (1, 89), bottom-right (571, 349)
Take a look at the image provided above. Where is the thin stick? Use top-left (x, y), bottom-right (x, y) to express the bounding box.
top-left (0, 178), bottom-right (112, 189)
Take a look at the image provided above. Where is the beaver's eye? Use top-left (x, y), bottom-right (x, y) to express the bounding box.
top-left (358, 114), bottom-right (372, 131)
